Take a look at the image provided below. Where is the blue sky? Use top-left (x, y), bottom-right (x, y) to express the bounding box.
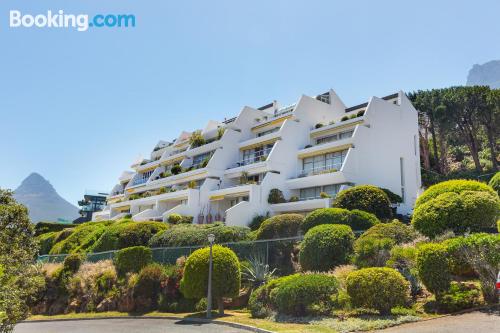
top-left (1, 0), bottom-right (499, 206)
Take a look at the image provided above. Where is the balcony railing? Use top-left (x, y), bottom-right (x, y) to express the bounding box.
top-left (297, 163), bottom-right (342, 178)
top-left (227, 148), bottom-right (272, 169)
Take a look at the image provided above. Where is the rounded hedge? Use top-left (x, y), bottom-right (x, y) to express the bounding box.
top-left (248, 275), bottom-right (294, 318)
top-left (255, 214), bottom-right (304, 240)
top-left (133, 263), bottom-right (168, 309)
top-left (489, 172), bottom-right (500, 195)
top-left (416, 179), bottom-right (497, 208)
top-left (49, 222), bottom-right (108, 254)
top-left (270, 274), bottom-right (338, 316)
top-left (346, 267), bottom-right (409, 314)
top-left (412, 190), bottom-right (499, 238)
top-left (333, 185), bottom-right (392, 219)
top-left (63, 253), bottom-right (84, 274)
top-left (114, 246), bottom-right (153, 276)
top-left (302, 208), bottom-right (379, 233)
top-left (360, 220), bottom-right (417, 244)
top-left (149, 222), bottom-right (250, 247)
top-left (180, 245), bottom-right (240, 300)
top-left (299, 224), bottom-right (354, 271)
top-left (416, 243), bottom-right (451, 297)
top-left (37, 231), bottom-right (58, 255)
top-left (91, 221), bottom-right (168, 252)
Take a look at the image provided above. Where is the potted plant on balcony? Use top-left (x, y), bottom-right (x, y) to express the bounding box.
top-left (171, 164), bottom-right (182, 175)
top-left (217, 127), bottom-right (226, 139)
top-left (268, 189), bottom-right (286, 204)
top-left (239, 171), bottom-right (249, 185)
top-left (188, 181), bottom-right (197, 189)
top-left (320, 192), bottom-right (331, 198)
top-left (189, 130), bottom-right (205, 148)
top-left (289, 195), bottom-right (299, 202)
top-left (341, 116), bottom-right (349, 122)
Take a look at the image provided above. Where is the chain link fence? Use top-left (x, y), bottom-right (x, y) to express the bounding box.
top-left (37, 236), bottom-right (304, 272)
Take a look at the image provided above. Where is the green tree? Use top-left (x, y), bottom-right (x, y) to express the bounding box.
top-left (0, 189), bottom-right (44, 332)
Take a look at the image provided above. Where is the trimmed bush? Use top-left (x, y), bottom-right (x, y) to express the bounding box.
top-left (381, 188), bottom-right (403, 204)
top-left (271, 274), bottom-right (338, 316)
top-left (354, 236), bottom-right (394, 268)
top-left (438, 281), bottom-right (481, 313)
top-left (442, 237), bottom-right (474, 277)
top-left (302, 208), bottom-right (351, 232)
top-left (267, 189), bottom-right (286, 204)
top-left (333, 185), bottom-right (392, 219)
top-left (489, 172), bottom-right (500, 195)
top-left (346, 267), bottom-right (409, 314)
top-left (114, 246), bottom-right (153, 276)
top-left (416, 243), bottom-right (451, 297)
top-left (248, 214), bottom-right (268, 231)
top-left (180, 245), bottom-right (240, 314)
top-left (302, 208), bottom-right (379, 233)
top-left (49, 222), bottom-right (109, 254)
top-left (34, 222), bottom-right (75, 236)
top-left (63, 253), bottom-right (84, 274)
top-left (354, 221), bottom-right (417, 268)
top-left (248, 275), bottom-right (294, 318)
top-left (415, 179), bottom-right (497, 208)
top-left (386, 246), bottom-right (421, 296)
top-left (361, 220), bottom-right (417, 244)
top-left (412, 189), bottom-right (499, 238)
top-left (255, 214), bottom-right (304, 240)
top-left (91, 221), bottom-right (168, 252)
top-left (133, 263), bottom-right (168, 310)
top-left (167, 213), bottom-right (182, 224)
top-left (149, 222), bottom-right (249, 247)
top-left (37, 231), bottom-right (58, 255)
top-left (299, 224), bottom-right (354, 271)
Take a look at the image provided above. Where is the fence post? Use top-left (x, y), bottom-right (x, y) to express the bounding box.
top-left (266, 241), bottom-right (269, 266)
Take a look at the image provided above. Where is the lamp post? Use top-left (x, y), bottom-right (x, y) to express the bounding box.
top-left (206, 233), bottom-right (215, 319)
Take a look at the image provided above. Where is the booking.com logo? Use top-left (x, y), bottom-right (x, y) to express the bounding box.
top-left (9, 10), bottom-right (135, 32)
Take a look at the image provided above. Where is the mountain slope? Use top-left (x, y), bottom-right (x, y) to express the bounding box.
top-left (13, 173), bottom-right (80, 223)
top-left (466, 60), bottom-right (500, 88)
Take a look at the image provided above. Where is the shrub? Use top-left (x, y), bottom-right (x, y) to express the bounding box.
top-left (349, 209), bottom-right (380, 231)
top-left (412, 190), bottom-right (499, 238)
top-left (438, 281), bottom-right (481, 313)
top-left (354, 236), bottom-right (394, 268)
top-left (149, 222), bottom-right (249, 247)
top-left (267, 189), bottom-right (286, 204)
top-left (381, 188), bottom-right (403, 204)
top-left (453, 233), bottom-right (500, 303)
top-left (386, 246), bottom-right (421, 296)
top-left (302, 208), bottom-right (379, 233)
top-left (34, 222), bottom-right (75, 236)
top-left (91, 221), bottom-right (168, 252)
top-left (302, 208), bottom-right (351, 232)
top-left (341, 116), bottom-right (349, 121)
top-left (171, 164), bottom-right (182, 175)
top-left (114, 246), bottom-right (152, 276)
top-left (37, 231), bottom-right (58, 255)
top-left (63, 253), bottom-right (84, 274)
top-left (299, 224), bottom-right (354, 271)
top-left (442, 237), bottom-right (475, 276)
top-left (248, 214), bottom-right (269, 231)
top-left (167, 213), bottom-right (182, 224)
top-left (315, 123), bottom-right (324, 129)
top-left (53, 228), bottom-right (75, 244)
top-left (133, 263), bottom-right (168, 310)
top-left (248, 275), bottom-right (294, 318)
top-left (271, 274), bottom-right (338, 316)
top-left (498, 220), bottom-right (500, 233)
top-left (346, 267), bottom-right (409, 314)
top-left (255, 214), bottom-right (304, 240)
top-left (415, 179), bottom-right (498, 208)
top-left (180, 245), bottom-right (240, 314)
top-left (416, 243), bottom-right (451, 297)
top-left (489, 172), bottom-right (500, 195)
top-left (333, 185), bottom-right (392, 219)
top-left (49, 222), bottom-right (108, 254)
top-left (361, 220), bottom-right (417, 244)
top-left (354, 221), bottom-right (417, 268)
top-left (289, 195), bottom-right (299, 202)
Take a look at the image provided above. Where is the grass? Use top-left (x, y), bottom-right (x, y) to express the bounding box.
top-left (27, 309), bottom-right (427, 333)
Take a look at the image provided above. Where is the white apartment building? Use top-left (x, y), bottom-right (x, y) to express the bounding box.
top-left (93, 90), bottom-right (422, 227)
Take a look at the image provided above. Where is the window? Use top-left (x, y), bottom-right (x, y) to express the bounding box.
top-left (241, 143), bottom-right (274, 165)
top-left (257, 127), bottom-right (279, 137)
top-left (400, 157), bottom-right (405, 203)
top-left (316, 130), bottom-right (353, 145)
top-left (302, 149), bottom-right (347, 175)
top-left (192, 150), bottom-right (214, 167)
top-left (316, 94), bottom-right (330, 104)
top-left (299, 184), bottom-right (341, 200)
top-left (229, 196), bottom-right (249, 207)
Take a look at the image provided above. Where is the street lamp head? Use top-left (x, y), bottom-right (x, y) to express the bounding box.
top-left (208, 233), bottom-right (215, 244)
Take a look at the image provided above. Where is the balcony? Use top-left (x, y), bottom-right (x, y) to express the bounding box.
top-left (226, 147), bottom-right (272, 170)
top-left (271, 198), bottom-right (331, 213)
top-left (286, 168), bottom-right (350, 190)
top-left (252, 105), bottom-right (295, 129)
top-left (238, 131), bottom-right (280, 150)
top-left (298, 138), bottom-right (353, 159)
top-left (297, 163), bottom-right (342, 178)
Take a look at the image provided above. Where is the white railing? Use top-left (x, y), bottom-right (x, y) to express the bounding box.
top-left (228, 148), bottom-right (272, 169)
top-left (297, 163), bottom-right (342, 178)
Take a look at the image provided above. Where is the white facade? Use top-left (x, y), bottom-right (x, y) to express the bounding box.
top-left (93, 90), bottom-right (421, 227)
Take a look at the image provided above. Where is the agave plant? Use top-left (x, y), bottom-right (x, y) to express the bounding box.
top-left (242, 253), bottom-right (276, 288)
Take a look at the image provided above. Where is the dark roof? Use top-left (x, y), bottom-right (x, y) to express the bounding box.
top-left (345, 93), bottom-right (399, 112)
top-left (257, 102), bottom-right (274, 111)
